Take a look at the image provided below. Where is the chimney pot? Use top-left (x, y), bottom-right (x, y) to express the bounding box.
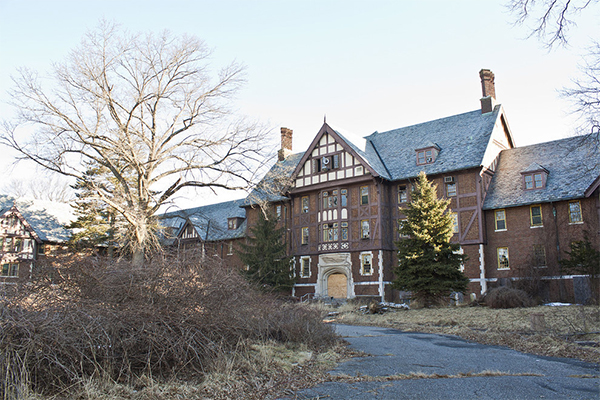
top-left (278, 127), bottom-right (293, 161)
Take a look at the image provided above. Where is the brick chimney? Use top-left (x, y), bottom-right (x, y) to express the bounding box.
top-left (278, 127), bottom-right (293, 161)
top-left (479, 69), bottom-right (496, 114)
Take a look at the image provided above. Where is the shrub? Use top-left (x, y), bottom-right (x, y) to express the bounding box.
top-left (483, 287), bottom-right (533, 309)
top-left (0, 250), bottom-right (336, 397)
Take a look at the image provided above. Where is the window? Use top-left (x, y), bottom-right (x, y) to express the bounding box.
top-left (1, 263), bottom-right (18, 277)
top-left (523, 172), bottom-right (546, 190)
top-left (360, 186), bottom-right (369, 205)
top-left (398, 185), bottom-right (407, 203)
top-left (361, 220), bottom-right (370, 239)
top-left (302, 196), bottom-right (309, 213)
top-left (276, 205), bottom-right (282, 219)
top-left (530, 205), bottom-right (543, 227)
top-left (322, 190), bottom-right (338, 209)
top-left (37, 243), bottom-right (45, 255)
top-left (300, 257), bottom-right (310, 277)
top-left (332, 154), bottom-right (340, 169)
top-left (533, 244), bottom-right (546, 267)
top-left (495, 209), bottom-right (507, 231)
top-left (398, 218), bottom-right (409, 238)
top-left (416, 146), bottom-right (438, 165)
top-left (228, 218), bottom-right (237, 230)
top-left (322, 223), bottom-right (338, 242)
top-left (4, 237), bottom-right (13, 251)
top-left (14, 238), bottom-right (22, 252)
top-left (446, 183), bottom-right (457, 197)
top-left (360, 252), bottom-right (373, 275)
top-left (497, 247), bottom-right (509, 270)
top-left (341, 189), bottom-right (348, 207)
top-left (568, 201), bottom-right (582, 223)
top-left (451, 212), bottom-right (459, 234)
top-left (341, 222), bottom-right (348, 241)
top-left (301, 227), bottom-right (309, 245)
top-left (227, 242), bottom-right (233, 255)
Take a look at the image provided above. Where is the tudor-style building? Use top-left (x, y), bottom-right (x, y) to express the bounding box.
top-left (161, 69), bottom-right (599, 303)
top-left (0, 195), bottom-right (74, 286)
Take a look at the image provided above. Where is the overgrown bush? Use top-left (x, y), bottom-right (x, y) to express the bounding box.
top-left (0, 250), bottom-right (336, 398)
top-left (483, 287), bottom-right (533, 309)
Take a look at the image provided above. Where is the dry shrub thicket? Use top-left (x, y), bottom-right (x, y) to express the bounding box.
top-left (482, 286), bottom-right (533, 309)
top-left (0, 251), bottom-right (337, 399)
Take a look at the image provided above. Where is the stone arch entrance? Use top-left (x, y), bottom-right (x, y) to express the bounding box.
top-left (316, 253), bottom-right (353, 299)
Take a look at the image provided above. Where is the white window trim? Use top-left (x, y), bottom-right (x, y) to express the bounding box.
top-left (300, 256), bottom-right (311, 278)
top-left (359, 251), bottom-right (374, 276)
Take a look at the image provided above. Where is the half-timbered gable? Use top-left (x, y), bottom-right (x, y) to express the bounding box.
top-left (0, 195), bottom-right (74, 285)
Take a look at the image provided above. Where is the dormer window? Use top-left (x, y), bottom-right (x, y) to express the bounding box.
top-left (228, 218), bottom-right (238, 230)
top-left (521, 163), bottom-right (548, 190)
top-left (415, 145), bottom-right (440, 165)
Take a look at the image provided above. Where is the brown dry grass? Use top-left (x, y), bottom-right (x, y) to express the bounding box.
top-left (316, 302), bottom-right (600, 364)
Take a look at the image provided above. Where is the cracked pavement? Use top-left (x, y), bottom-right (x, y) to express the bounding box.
top-left (286, 324), bottom-right (599, 399)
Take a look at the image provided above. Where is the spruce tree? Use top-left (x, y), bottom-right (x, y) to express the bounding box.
top-left (66, 165), bottom-right (117, 253)
top-left (393, 171), bottom-right (469, 307)
top-left (237, 211), bottom-right (295, 293)
top-left (560, 232), bottom-right (600, 280)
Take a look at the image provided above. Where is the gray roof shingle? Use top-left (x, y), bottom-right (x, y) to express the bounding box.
top-left (245, 152), bottom-right (304, 206)
top-left (0, 195), bottom-right (74, 242)
top-left (364, 107), bottom-right (501, 181)
top-left (483, 134), bottom-right (600, 210)
top-left (159, 199), bottom-right (247, 243)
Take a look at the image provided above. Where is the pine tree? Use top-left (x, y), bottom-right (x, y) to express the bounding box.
top-left (66, 165), bottom-right (117, 253)
top-left (237, 211), bottom-right (295, 293)
top-left (393, 171), bottom-right (469, 307)
top-left (560, 232), bottom-right (600, 279)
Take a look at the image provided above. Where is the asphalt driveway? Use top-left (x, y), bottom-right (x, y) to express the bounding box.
top-left (287, 324), bottom-right (599, 400)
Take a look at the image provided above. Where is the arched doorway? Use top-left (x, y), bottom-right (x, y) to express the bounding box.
top-left (327, 273), bottom-right (347, 298)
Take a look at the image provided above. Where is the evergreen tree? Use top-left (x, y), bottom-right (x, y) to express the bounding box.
top-left (237, 211), bottom-right (295, 293)
top-left (560, 232), bottom-right (600, 279)
top-left (66, 165), bottom-right (117, 253)
top-left (393, 171), bottom-right (469, 307)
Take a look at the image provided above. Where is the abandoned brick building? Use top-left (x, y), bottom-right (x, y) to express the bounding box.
top-left (161, 69), bottom-right (599, 303)
top-left (0, 195), bottom-right (73, 286)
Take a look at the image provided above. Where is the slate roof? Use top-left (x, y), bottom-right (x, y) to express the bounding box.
top-left (159, 199), bottom-right (247, 244)
top-left (483, 134), bottom-right (600, 210)
top-left (245, 152), bottom-right (305, 206)
top-left (0, 195), bottom-right (74, 242)
top-left (363, 107), bottom-right (502, 181)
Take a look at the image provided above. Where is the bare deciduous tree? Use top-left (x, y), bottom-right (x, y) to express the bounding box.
top-left (507, 0), bottom-right (598, 48)
top-left (562, 42), bottom-right (600, 139)
top-left (0, 22), bottom-right (269, 264)
top-left (507, 0), bottom-right (599, 149)
top-left (3, 175), bottom-right (73, 202)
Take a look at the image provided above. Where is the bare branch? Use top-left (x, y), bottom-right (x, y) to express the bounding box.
top-left (507, 0), bottom-right (597, 48)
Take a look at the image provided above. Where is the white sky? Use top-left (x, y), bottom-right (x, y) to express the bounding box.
top-left (0, 0), bottom-right (597, 206)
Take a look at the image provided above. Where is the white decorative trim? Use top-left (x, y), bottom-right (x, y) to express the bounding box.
top-left (479, 244), bottom-right (487, 295)
top-left (378, 250), bottom-right (384, 299)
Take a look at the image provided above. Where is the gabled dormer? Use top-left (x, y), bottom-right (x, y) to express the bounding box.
top-left (521, 163), bottom-right (549, 190)
top-left (292, 123), bottom-right (378, 189)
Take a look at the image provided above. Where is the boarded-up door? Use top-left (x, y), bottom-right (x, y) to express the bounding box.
top-left (328, 273), bottom-right (347, 298)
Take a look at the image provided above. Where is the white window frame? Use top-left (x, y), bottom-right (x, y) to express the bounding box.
top-left (360, 251), bottom-right (374, 276)
top-left (300, 256), bottom-right (311, 278)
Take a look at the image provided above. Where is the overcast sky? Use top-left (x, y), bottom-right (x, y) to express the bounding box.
top-left (0, 0), bottom-right (597, 205)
